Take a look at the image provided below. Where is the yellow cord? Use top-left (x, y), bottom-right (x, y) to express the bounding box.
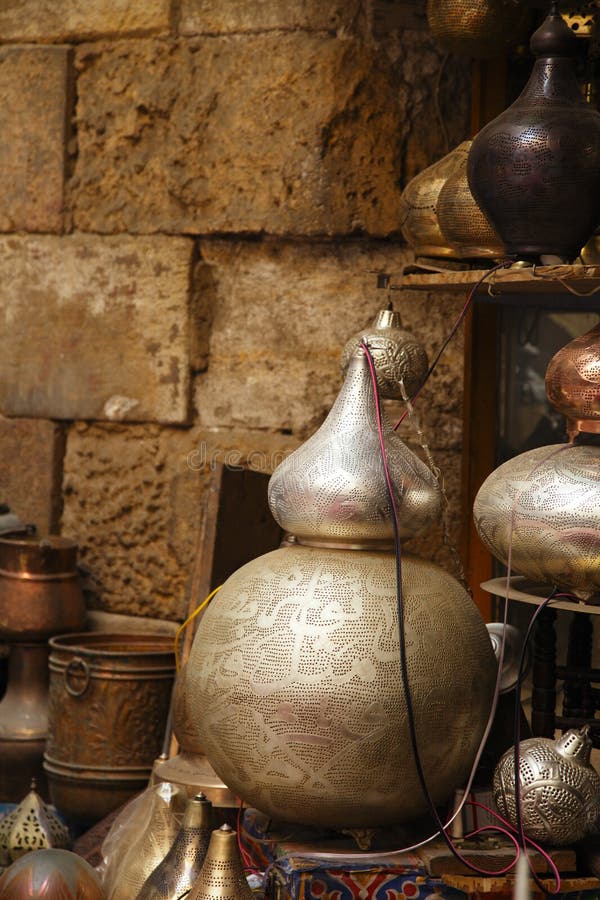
top-left (175, 584), bottom-right (222, 672)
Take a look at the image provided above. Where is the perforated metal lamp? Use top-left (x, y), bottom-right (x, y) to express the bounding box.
top-left (187, 826), bottom-right (254, 900)
top-left (268, 354), bottom-right (441, 548)
top-left (494, 727), bottom-right (600, 846)
top-left (474, 322), bottom-right (600, 598)
top-left (339, 309), bottom-right (429, 401)
top-left (545, 320), bottom-right (600, 440)
top-left (184, 351), bottom-right (496, 829)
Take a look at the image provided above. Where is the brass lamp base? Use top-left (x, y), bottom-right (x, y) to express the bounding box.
top-left (152, 751), bottom-right (238, 808)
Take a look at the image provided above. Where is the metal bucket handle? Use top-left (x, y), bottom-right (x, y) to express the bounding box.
top-left (64, 657), bottom-right (91, 697)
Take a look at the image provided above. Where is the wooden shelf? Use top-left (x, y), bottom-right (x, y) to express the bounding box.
top-left (397, 263), bottom-right (600, 296)
top-left (443, 874), bottom-right (600, 896)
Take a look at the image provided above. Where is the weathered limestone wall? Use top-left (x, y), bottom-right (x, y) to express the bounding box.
top-left (0, 0), bottom-right (470, 620)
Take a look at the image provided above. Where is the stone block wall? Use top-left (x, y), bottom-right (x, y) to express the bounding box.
top-left (0, 0), bottom-right (471, 621)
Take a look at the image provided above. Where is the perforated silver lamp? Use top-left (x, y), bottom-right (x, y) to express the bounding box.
top-left (268, 353), bottom-right (441, 548)
top-left (474, 323), bottom-right (600, 598)
top-left (340, 309), bottom-right (429, 401)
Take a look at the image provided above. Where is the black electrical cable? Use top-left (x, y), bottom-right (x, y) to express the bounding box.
top-left (362, 340), bottom-right (523, 878)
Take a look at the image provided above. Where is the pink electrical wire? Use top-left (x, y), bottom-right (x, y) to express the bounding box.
top-left (393, 260), bottom-right (511, 430)
top-left (465, 825), bottom-right (521, 860)
top-left (466, 800), bottom-right (561, 888)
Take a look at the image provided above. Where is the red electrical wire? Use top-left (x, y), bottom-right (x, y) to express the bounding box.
top-left (393, 261), bottom-right (511, 430)
top-left (466, 800), bottom-right (560, 888)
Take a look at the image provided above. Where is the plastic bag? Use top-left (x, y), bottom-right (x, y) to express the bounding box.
top-left (98, 781), bottom-right (186, 900)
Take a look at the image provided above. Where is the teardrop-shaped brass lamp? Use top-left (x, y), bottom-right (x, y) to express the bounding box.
top-left (399, 144), bottom-right (468, 259)
top-left (437, 141), bottom-right (505, 261)
top-left (136, 793), bottom-right (213, 900)
top-left (187, 826), bottom-right (254, 900)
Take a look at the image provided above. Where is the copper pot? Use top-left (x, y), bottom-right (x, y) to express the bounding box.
top-left (44, 633), bottom-right (175, 824)
top-left (0, 537), bottom-right (85, 641)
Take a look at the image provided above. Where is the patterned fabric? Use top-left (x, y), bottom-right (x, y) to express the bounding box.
top-left (240, 808), bottom-right (466, 900)
top-left (268, 861), bottom-right (466, 900)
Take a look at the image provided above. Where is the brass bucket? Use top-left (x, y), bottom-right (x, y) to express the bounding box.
top-left (43, 633), bottom-right (175, 825)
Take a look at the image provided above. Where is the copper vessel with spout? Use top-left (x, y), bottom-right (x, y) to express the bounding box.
top-left (0, 535), bottom-right (85, 801)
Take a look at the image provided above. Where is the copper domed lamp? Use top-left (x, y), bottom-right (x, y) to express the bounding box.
top-left (183, 347), bottom-right (496, 830)
top-left (546, 319), bottom-right (600, 441)
top-left (474, 322), bottom-right (600, 599)
top-left (0, 849), bottom-right (103, 900)
top-left (468, 3), bottom-right (600, 261)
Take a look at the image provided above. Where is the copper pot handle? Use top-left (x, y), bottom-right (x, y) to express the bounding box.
top-left (64, 658), bottom-right (90, 697)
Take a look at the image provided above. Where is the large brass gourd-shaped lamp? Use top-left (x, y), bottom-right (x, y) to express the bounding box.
top-left (184, 349), bottom-right (496, 829)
